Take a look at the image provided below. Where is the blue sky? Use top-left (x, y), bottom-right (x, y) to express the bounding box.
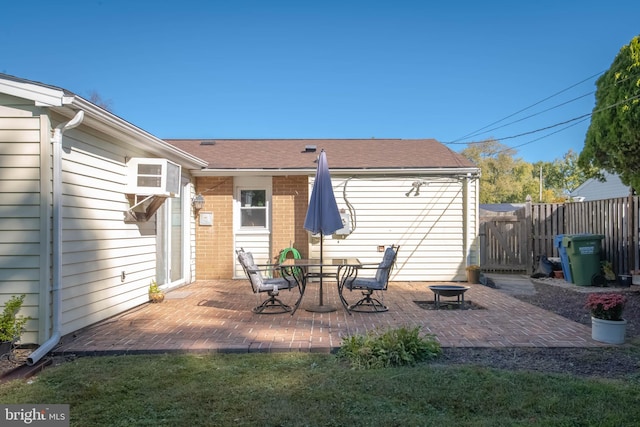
top-left (2, 0), bottom-right (639, 163)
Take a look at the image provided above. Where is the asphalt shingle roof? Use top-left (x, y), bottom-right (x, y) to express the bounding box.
top-left (164, 138), bottom-right (476, 170)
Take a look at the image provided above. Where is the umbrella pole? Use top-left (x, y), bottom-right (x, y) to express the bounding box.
top-left (305, 233), bottom-right (337, 313)
top-left (319, 234), bottom-right (324, 306)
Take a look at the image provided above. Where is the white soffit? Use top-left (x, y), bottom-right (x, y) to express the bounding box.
top-left (0, 77), bottom-right (66, 107)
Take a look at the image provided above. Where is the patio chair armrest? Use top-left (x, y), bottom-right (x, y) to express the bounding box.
top-left (246, 266), bottom-right (274, 274)
top-left (354, 264), bottom-right (382, 270)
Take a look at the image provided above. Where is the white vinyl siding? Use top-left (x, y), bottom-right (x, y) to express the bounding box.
top-left (57, 128), bottom-right (159, 335)
top-left (1, 83), bottom-right (203, 346)
top-left (307, 176), bottom-right (477, 281)
top-left (234, 233), bottom-right (271, 278)
top-left (0, 116), bottom-right (44, 344)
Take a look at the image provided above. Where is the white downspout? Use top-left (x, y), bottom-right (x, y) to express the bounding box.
top-left (28, 110), bottom-right (84, 366)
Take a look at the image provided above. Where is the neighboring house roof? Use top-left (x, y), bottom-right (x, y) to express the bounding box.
top-left (165, 139), bottom-right (478, 174)
top-left (480, 203), bottom-right (525, 213)
top-left (569, 171), bottom-right (632, 201)
top-left (0, 73), bottom-right (207, 169)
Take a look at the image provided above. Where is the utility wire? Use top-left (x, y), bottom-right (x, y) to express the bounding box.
top-left (451, 70), bottom-right (605, 143)
top-left (465, 91), bottom-right (595, 139)
top-left (447, 92), bottom-right (640, 146)
top-left (451, 69), bottom-right (640, 145)
top-left (495, 117), bottom-right (591, 156)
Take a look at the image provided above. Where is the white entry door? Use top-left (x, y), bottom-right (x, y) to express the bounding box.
top-left (233, 177), bottom-right (272, 278)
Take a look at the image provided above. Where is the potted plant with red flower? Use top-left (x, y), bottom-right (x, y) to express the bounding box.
top-left (584, 293), bottom-right (627, 344)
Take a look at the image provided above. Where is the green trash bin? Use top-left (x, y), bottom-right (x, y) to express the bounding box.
top-left (561, 234), bottom-right (604, 286)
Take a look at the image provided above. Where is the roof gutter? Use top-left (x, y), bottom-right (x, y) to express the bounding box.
top-left (63, 98), bottom-right (208, 169)
top-left (190, 167), bottom-right (481, 177)
top-left (27, 110), bottom-right (85, 366)
top-left (0, 77), bottom-right (207, 169)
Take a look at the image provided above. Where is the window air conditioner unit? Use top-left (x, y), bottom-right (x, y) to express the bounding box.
top-left (127, 158), bottom-right (181, 197)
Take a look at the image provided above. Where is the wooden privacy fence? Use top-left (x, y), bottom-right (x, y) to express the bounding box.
top-left (481, 195), bottom-right (640, 276)
top-left (479, 208), bottom-right (528, 272)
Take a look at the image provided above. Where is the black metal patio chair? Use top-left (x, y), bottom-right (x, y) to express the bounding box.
top-left (338, 245), bottom-right (399, 313)
top-left (236, 248), bottom-right (300, 314)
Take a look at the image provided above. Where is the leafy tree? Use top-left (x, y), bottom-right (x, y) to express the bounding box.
top-left (533, 150), bottom-right (598, 201)
top-left (531, 160), bottom-right (564, 202)
top-left (461, 139), bottom-right (538, 203)
top-left (579, 35), bottom-right (640, 191)
top-left (463, 142), bottom-right (592, 203)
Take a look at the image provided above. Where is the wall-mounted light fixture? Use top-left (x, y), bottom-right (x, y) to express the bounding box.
top-left (192, 194), bottom-right (205, 214)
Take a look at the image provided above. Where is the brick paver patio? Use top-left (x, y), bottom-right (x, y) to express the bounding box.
top-left (55, 278), bottom-right (602, 356)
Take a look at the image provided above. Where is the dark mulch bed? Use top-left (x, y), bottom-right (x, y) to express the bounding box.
top-left (439, 280), bottom-right (640, 379)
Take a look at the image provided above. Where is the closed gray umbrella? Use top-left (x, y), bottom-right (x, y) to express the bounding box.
top-left (303, 150), bottom-right (343, 312)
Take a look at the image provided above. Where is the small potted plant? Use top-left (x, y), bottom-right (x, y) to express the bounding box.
top-left (0, 294), bottom-right (30, 356)
top-left (600, 261), bottom-right (618, 285)
top-left (149, 280), bottom-right (165, 303)
top-left (584, 292), bottom-right (627, 344)
top-left (465, 265), bottom-right (481, 284)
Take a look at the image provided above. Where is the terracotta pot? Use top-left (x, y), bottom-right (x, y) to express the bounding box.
top-left (149, 292), bottom-right (165, 303)
top-left (553, 270), bottom-right (564, 279)
top-left (466, 269), bottom-right (481, 284)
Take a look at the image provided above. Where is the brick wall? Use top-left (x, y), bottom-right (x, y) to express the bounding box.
top-left (195, 177), bottom-right (234, 279)
top-left (195, 175), bottom-right (308, 279)
top-left (272, 176), bottom-right (309, 260)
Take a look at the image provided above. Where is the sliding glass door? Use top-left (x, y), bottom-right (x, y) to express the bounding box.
top-left (157, 178), bottom-right (188, 286)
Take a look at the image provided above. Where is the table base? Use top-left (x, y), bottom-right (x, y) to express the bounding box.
top-left (305, 304), bottom-right (337, 313)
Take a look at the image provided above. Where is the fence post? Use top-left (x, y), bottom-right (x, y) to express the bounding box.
top-left (525, 195), bottom-right (533, 274)
top-left (633, 194), bottom-right (639, 274)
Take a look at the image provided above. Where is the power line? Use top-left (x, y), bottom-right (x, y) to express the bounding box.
top-left (496, 117), bottom-right (591, 156)
top-left (461, 91), bottom-right (595, 141)
top-left (474, 113), bottom-right (591, 143)
top-left (447, 91), bottom-right (640, 147)
top-left (450, 69), bottom-right (640, 147)
top-left (450, 70), bottom-right (605, 143)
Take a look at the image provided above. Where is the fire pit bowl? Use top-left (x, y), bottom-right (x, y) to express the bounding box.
top-left (428, 285), bottom-right (470, 309)
top-left (428, 285), bottom-right (470, 297)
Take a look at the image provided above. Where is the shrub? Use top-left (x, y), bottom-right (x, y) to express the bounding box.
top-left (337, 326), bottom-right (441, 369)
top-left (0, 294), bottom-right (29, 342)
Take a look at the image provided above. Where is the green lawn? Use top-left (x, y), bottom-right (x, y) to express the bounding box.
top-left (1, 353), bottom-right (639, 426)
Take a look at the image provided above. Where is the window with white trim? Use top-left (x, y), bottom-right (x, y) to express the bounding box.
top-left (240, 189), bottom-right (267, 227)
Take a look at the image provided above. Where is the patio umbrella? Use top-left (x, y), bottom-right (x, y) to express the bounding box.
top-left (303, 149), bottom-right (343, 312)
